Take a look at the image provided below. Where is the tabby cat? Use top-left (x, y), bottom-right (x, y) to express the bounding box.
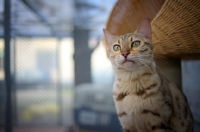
top-left (103, 18), bottom-right (193, 132)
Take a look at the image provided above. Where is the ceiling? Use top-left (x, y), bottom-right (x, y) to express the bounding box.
top-left (0, 0), bottom-right (117, 37)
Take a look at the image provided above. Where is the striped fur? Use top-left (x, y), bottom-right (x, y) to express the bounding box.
top-left (104, 22), bottom-right (193, 131)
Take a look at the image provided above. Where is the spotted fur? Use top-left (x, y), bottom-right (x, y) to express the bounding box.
top-left (103, 18), bottom-right (193, 132)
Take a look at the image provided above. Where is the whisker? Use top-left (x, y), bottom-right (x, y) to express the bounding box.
top-left (154, 53), bottom-right (167, 59)
top-left (136, 54), bottom-right (151, 57)
top-left (104, 66), bottom-right (114, 73)
top-left (153, 54), bottom-right (172, 68)
top-left (137, 59), bottom-right (152, 73)
top-left (137, 54), bottom-right (171, 70)
top-left (112, 62), bottom-right (117, 67)
top-left (137, 58), bottom-right (165, 75)
top-left (154, 55), bottom-right (166, 60)
top-left (135, 60), bottom-right (142, 70)
top-left (155, 65), bottom-right (165, 75)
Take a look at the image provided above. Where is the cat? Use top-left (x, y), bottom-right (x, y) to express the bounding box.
top-left (103, 18), bottom-right (193, 132)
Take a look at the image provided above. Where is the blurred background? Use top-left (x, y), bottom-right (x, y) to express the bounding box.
top-left (0, 0), bottom-right (200, 132)
top-left (0, 0), bottom-right (122, 132)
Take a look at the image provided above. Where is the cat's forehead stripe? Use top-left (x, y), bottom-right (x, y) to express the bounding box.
top-left (130, 36), bottom-right (132, 42)
top-left (118, 39), bottom-right (120, 44)
top-left (119, 33), bottom-right (133, 42)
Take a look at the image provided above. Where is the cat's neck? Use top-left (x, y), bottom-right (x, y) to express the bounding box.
top-left (113, 62), bottom-right (157, 81)
top-left (112, 61), bottom-right (161, 95)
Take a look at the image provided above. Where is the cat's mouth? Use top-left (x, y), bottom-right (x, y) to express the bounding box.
top-left (123, 59), bottom-right (135, 64)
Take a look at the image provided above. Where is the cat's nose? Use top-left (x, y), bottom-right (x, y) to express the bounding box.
top-left (121, 52), bottom-right (130, 58)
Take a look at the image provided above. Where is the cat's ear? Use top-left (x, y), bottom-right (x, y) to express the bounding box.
top-left (136, 18), bottom-right (152, 40)
top-left (103, 29), bottom-right (117, 45)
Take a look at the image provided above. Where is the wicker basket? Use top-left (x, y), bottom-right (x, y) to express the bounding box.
top-left (105, 0), bottom-right (200, 57)
top-left (152, 0), bottom-right (200, 57)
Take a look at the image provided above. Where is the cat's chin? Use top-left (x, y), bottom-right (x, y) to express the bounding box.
top-left (115, 63), bottom-right (140, 71)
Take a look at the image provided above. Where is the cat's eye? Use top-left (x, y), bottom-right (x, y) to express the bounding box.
top-left (113, 45), bottom-right (121, 51)
top-left (131, 41), bottom-right (140, 48)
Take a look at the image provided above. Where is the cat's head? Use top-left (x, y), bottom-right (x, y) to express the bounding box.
top-left (103, 18), bottom-right (154, 71)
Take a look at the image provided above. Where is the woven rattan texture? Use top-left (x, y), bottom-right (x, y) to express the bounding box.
top-left (105, 0), bottom-right (200, 57)
top-left (105, 0), bottom-right (164, 57)
top-left (152, 0), bottom-right (200, 57)
top-left (106, 0), bottom-right (164, 35)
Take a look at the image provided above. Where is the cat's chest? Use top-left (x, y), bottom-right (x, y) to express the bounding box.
top-left (112, 78), bottom-right (161, 114)
top-left (113, 86), bottom-right (147, 114)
